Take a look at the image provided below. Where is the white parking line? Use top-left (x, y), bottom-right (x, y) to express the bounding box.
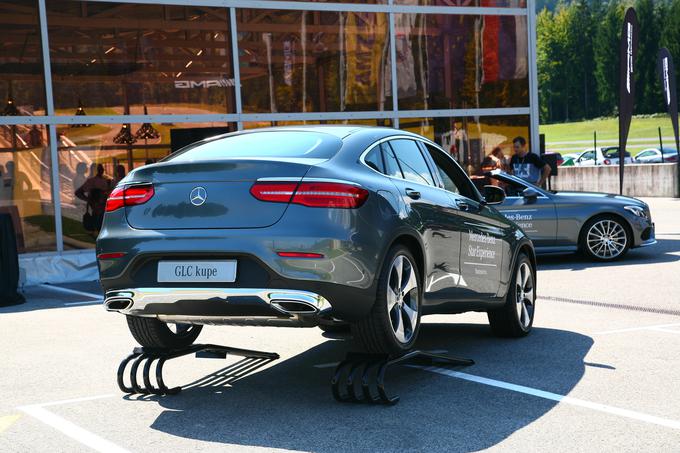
top-left (64, 300), bottom-right (103, 306)
top-left (19, 405), bottom-right (130, 453)
top-left (420, 366), bottom-right (680, 430)
top-left (594, 323), bottom-right (680, 335)
top-left (38, 284), bottom-right (101, 300)
top-left (18, 394), bottom-right (125, 452)
top-left (649, 327), bottom-right (680, 335)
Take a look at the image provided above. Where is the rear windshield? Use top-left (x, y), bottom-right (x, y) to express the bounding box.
top-left (166, 131), bottom-right (342, 162)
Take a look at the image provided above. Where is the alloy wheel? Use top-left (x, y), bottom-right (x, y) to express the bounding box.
top-left (515, 262), bottom-right (535, 330)
top-left (587, 219), bottom-right (627, 259)
top-left (386, 255), bottom-right (419, 344)
top-left (168, 323), bottom-right (194, 335)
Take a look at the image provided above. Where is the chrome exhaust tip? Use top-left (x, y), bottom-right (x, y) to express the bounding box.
top-left (270, 299), bottom-right (319, 314)
top-left (105, 291), bottom-right (134, 312)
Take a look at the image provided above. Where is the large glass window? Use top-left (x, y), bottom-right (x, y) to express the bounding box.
top-left (395, 0), bottom-right (527, 7)
top-left (394, 13), bottom-right (529, 111)
top-left (0, 124), bottom-right (55, 253)
top-left (47, 1), bottom-right (235, 116)
top-left (57, 121), bottom-right (233, 249)
top-left (0, 1), bottom-right (46, 116)
top-left (238, 9), bottom-right (391, 113)
top-left (400, 115), bottom-right (530, 176)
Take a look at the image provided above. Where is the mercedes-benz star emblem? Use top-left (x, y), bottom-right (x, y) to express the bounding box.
top-left (190, 186), bottom-right (207, 206)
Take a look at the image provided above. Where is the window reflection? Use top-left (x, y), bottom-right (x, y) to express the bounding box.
top-left (394, 0), bottom-right (527, 7)
top-left (57, 121), bottom-right (233, 249)
top-left (238, 9), bottom-right (391, 113)
top-left (244, 118), bottom-right (393, 129)
top-left (395, 13), bottom-right (529, 110)
top-left (0, 1), bottom-right (46, 116)
top-left (400, 115), bottom-right (530, 176)
top-left (47, 1), bottom-right (235, 115)
top-left (0, 124), bottom-right (55, 252)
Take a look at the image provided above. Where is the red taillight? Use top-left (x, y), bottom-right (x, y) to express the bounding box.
top-left (251, 181), bottom-right (368, 209)
top-left (105, 184), bottom-right (154, 212)
top-left (97, 252), bottom-right (126, 260)
top-left (277, 252), bottom-right (325, 259)
top-left (250, 182), bottom-right (298, 203)
top-left (603, 159), bottom-right (611, 165)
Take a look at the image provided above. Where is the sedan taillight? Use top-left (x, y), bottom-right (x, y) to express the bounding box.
top-left (250, 181), bottom-right (368, 209)
top-left (105, 184), bottom-right (155, 212)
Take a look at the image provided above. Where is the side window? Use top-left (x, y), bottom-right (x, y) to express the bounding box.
top-left (380, 143), bottom-right (403, 178)
top-left (424, 143), bottom-right (478, 200)
top-left (388, 139), bottom-right (435, 186)
top-left (490, 175), bottom-right (525, 197)
top-left (364, 147), bottom-right (385, 173)
top-left (581, 151), bottom-right (595, 161)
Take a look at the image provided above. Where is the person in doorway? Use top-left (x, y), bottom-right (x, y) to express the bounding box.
top-left (113, 164), bottom-right (126, 186)
top-left (75, 164), bottom-right (111, 233)
top-left (509, 136), bottom-right (551, 187)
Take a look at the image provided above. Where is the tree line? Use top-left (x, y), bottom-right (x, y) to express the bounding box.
top-left (537, 0), bottom-right (680, 124)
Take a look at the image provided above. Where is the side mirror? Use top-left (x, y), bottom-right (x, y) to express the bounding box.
top-left (482, 185), bottom-right (506, 205)
top-left (522, 187), bottom-right (539, 201)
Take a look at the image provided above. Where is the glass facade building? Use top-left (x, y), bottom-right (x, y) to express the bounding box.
top-left (0, 0), bottom-right (537, 279)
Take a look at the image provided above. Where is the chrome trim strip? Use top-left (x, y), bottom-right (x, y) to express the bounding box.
top-left (105, 287), bottom-right (331, 316)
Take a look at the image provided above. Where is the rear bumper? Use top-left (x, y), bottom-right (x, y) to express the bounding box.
top-left (104, 287), bottom-right (332, 327)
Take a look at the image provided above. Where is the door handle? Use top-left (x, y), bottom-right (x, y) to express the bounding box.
top-left (405, 188), bottom-right (421, 200)
top-left (456, 199), bottom-right (470, 211)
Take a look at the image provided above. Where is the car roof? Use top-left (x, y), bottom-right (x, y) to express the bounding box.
top-left (235, 125), bottom-right (406, 139)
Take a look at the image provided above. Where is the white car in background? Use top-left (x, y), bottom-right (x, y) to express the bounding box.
top-left (633, 147), bottom-right (679, 163)
top-left (573, 146), bottom-right (633, 166)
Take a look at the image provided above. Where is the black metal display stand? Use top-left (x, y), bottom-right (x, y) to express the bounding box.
top-left (117, 344), bottom-right (279, 395)
top-left (331, 350), bottom-right (474, 405)
top-left (117, 344), bottom-right (473, 404)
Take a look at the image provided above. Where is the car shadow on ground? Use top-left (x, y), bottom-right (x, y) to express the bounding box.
top-left (139, 324), bottom-right (592, 451)
top-left (537, 237), bottom-right (680, 271)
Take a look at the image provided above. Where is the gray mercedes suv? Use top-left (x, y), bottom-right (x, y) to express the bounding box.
top-left (98, 126), bottom-right (536, 354)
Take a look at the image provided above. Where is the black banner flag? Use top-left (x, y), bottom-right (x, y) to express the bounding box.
top-left (658, 48), bottom-right (680, 160)
top-left (618, 8), bottom-right (638, 195)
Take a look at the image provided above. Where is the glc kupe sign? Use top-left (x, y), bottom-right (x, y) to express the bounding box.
top-left (619, 7), bottom-right (638, 195)
top-left (658, 48), bottom-right (680, 161)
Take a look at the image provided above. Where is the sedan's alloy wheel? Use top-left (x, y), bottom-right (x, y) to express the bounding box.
top-left (586, 219), bottom-right (627, 259)
top-left (515, 262), bottom-right (535, 330)
top-left (387, 255), bottom-right (419, 344)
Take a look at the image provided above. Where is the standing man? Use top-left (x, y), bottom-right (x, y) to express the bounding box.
top-left (509, 136), bottom-right (551, 187)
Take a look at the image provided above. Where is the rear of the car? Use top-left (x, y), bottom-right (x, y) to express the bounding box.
top-left (97, 129), bottom-right (385, 332)
top-left (600, 146), bottom-right (633, 165)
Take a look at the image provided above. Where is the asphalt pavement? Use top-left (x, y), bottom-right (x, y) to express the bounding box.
top-left (1, 198), bottom-right (679, 452)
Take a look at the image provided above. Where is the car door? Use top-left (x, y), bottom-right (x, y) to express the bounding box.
top-left (421, 142), bottom-right (510, 299)
top-left (576, 149), bottom-right (596, 166)
top-left (384, 139), bottom-right (463, 307)
top-left (491, 174), bottom-right (558, 247)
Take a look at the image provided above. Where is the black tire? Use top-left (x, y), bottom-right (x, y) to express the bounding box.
top-left (488, 253), bottom-right (535, 337)
top-left (579, 215), bottom-right (631, 261)
top-left (318, 323), bottom-right (351, 334)
top-left (352, 245), bottom-right (422, 355)
top-left (126, 316), bottom-right (203, 349)
top-left (0, 213), bottom-right (24, 307)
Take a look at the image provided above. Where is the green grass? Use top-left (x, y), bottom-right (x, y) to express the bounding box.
top-left (540, 114), bottom-right (677, 156)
